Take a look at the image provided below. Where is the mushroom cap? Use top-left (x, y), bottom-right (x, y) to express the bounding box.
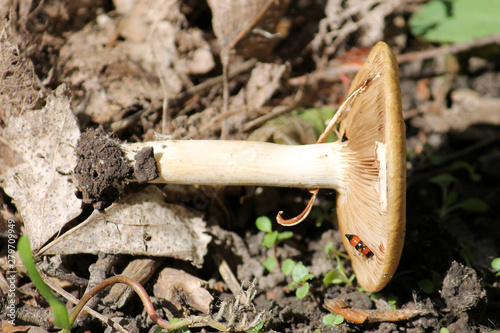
top-left (337, 42), bottom-right (406, 292)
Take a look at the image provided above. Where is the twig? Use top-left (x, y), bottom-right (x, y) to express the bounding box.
top-left (176, 58), bottom-right (257, 103)
top-left (213, 253), bottom-right (246, 304)
top-left (38, 261), bottom-right (89, 288)
top-left (397, 33), bottom-right (500, 64)
top-left (241, 105), bottom-right (291, 132)
top-left (409, 132), bottom-right (500, 181)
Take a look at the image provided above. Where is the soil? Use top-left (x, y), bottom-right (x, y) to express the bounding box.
top-left (1, 1), bottom-right (500, 333)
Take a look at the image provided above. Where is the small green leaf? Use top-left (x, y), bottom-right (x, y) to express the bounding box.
top-left (313, 329), bottom-right (321, 333)
top-left (491, 258), bottom-right (500, 271)
top-left (303, 273), bottom-right (315, 282)
top-left (292, 262), bottom-right (309, 282)
top-left (409, 0), bottom-right (500, 43)
top-left (256, 216), bottom-right (273, 233)
top-left (418, 279), bottom-right (435, 294)
top-left (296, 283), bottom-right (310, 299)
top-left (457, 198), bottom-right (489, 213)
top-left (324, 241), bottom-right (335, 257)
top-left (430, 173), bottom-right (456, 188)
top-left (299, 106), bottom-right (336, 142)
top-left (446, 189), bottom-right (458, 206)
top-left (323, 313), bottom-right (344, 326)
top-left (262, 230), bottom-right (278, 248)
top-left (251, 320), bottom-right (265, 333)
top-left (323, 270), bottom-right (343, 285)
top-left (322, 314), bottom-right (335, 326)
top-left (277, 231), bottom-right (294, 241)
top-left (262, 256), bottom-right (278, 272)
top-left (432, 271), bottom-right (442, 286)
top-left (281, 258), bottom-right (295, 276)
top-left (440, 328), bottom-right (450, 333)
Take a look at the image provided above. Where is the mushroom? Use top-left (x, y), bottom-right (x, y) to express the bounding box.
top-left (75, 42), bottom-right (405, 292)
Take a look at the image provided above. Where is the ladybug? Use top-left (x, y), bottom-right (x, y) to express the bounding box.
top-left (345, 234), bottom-right (373, 258)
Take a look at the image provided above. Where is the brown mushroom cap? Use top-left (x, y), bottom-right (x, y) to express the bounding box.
top-left (337, 42), bottom-right (406, 292)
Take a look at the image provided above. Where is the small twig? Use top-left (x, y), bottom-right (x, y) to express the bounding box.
top-left (397, 33), bottom-right (500, 64)
top-left (176, 58), bottom-right (257, 103)
top-left (410, 132), bottom-right (500, 181)
top-left (242, 106), bottom-right (291, 132)
top-left (317, 73), bottom-right (380, 143)
top-left (82, 254), bottom-right (118, 313)
top-left (213, 253), bottom-right (246, 304)
top-left (38, 261), bottom-right (89, 288)
top-left (103, 258), bottom-right (164, 309)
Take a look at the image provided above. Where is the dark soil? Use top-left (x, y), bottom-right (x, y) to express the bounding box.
top-left (1, 1), bottom-right (500, 333)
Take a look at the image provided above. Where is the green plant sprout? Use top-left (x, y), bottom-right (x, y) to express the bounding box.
top-left (282, 261), bottom-right (315, 299)
top-left (256, 216), bottom-right (294, 271)
top-left (452, 161), bottom-right (482, 182)
top-left (308, 202), bottom-right (335, 228)
top-left (418, 271), bottom-right (442, 294)
top-left (18, 235), bottom-right (71, 329)
top-left (322, 313), bottom-right (344, 326)
top-left (491, 258), bottom-right (500, 277)
top-left (430, 173), bottom-right (489, 219)
top-left (459, 241), bottom-right (475, 268)
top-left (250, 320), bottom-right (265, 333)
top-left (323, 241), bottom-right (355, 287)
top-left (368, 292), bottom-right (398, 310)
top-left (18, 235), bottom-right (229, 332)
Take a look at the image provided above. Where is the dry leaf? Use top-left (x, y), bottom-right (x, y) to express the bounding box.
top-left (153, 267), bottom-right (213, 314)
top-left (207, 0), bottom-right (290, 59)
top-left (0, 19), bottom-right (39, 117)
top-left (1, 85), bottom-right (82, 251)
top-left (38, 186), bottom-right (211, 267)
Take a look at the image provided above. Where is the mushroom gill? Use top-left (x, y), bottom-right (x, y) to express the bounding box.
top-left (337, 42), bottom-right (406, 292)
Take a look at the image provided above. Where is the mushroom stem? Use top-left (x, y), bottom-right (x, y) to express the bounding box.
top-left (121, 140), bottom-right (349, 189)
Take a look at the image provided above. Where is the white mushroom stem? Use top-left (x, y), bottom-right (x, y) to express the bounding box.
top-left (121, 140), bottom-right (351, 190)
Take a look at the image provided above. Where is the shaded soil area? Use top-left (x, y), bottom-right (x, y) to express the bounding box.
top-left (1, 1), bottom-right (500, 332)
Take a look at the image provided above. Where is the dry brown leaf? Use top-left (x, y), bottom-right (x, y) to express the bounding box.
top-left (1, 85), bottom-right (82, 251)
top-left (207, 0), bottom-right (289, 59)
top-left (38, 186), bottom-right (211, 267)
top-left (153, 267), bottom-right (213, 314)
top-left (0, 18), bottom-right (39, 118)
